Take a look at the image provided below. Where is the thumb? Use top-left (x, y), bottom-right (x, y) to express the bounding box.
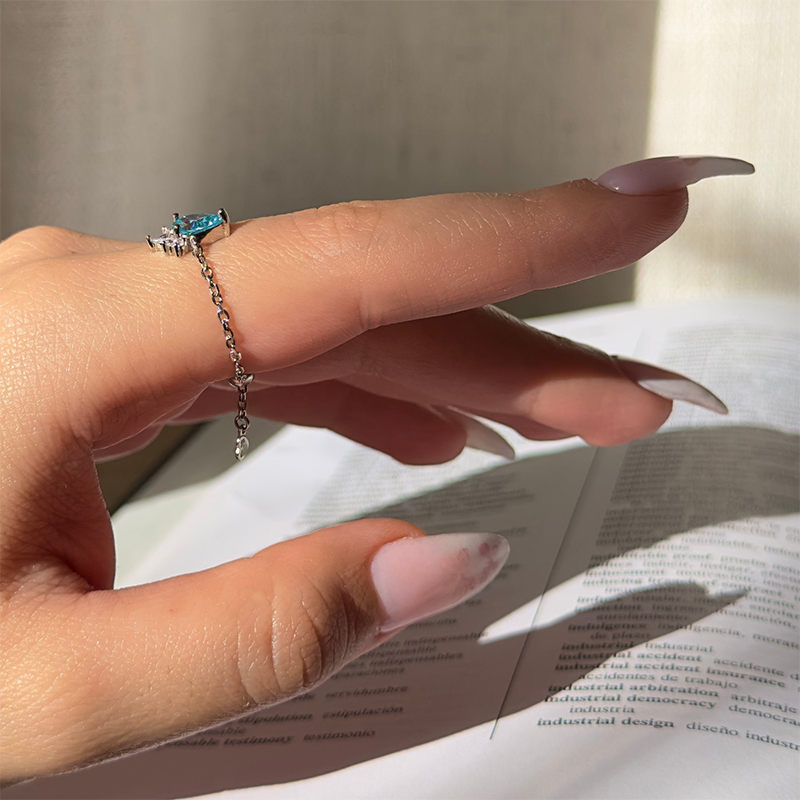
top-left (5, 522), bottom-right (508, 781)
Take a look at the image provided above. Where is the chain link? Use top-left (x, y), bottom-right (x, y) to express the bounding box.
top-left (191, 240), bottom-right (252, 461)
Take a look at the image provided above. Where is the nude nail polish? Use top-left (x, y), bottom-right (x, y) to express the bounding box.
top-left (595, 156), bottom-right (754, 196)
top-left (439, 408), bottom-right (516, 460)
top-left (612, 355), bottom-right (728, 415)
top-left (370, 533), bottom-right (510, 633)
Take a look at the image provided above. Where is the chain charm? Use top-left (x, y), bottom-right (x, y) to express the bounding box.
top-left (147, 209), bottom-right (251, 461)
top-left (192, 240), bottom-right (252, 461)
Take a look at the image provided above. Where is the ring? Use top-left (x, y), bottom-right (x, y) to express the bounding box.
top-left (146, 210), bottom-right (231, 256)
top-left (146, 210), bottom-right (252, 461)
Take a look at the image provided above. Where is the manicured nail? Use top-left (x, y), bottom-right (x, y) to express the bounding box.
top-left (370, 533), bottom-right (510, 633)
top-left (595, 155), bottom-right (754, 195)
top-left (439, 408), bottom-right (515, 460)
top-left (612, 356), bottom-right (728, 415)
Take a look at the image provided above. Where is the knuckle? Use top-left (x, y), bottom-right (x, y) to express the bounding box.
top-left (287, 199), bottom-right (385, 262)
top-left (318, 198), bottom-right (385, 244)
top-left (284, 199), bottom-right (387, 332)
top-left (270, 586), bottom-right (332, 697)
top-left (0, 225), bottom-right (80, 263)
top-left (2, 224), bottom-right (59, 247)
top-left (236, 565), bottom-right (374, 706)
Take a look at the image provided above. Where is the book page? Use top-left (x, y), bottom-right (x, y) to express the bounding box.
top-left (490, 299), bottom-right (800, 799)
top-left (9, 299), bottom-right (798, 799)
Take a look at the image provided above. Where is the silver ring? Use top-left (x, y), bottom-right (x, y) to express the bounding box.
top-left (146, 209), bottom-right (231, 256)
top-left (146, 210), bottom-right (252, 461)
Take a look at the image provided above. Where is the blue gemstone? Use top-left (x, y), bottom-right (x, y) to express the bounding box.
top-left (174, 213), bottom-right (223, 237)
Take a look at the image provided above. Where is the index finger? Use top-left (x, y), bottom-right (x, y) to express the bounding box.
top-left (233, 178), bottom-right (681, 339)
top-left (151, 180), bottom-right (686, 375)
top-left (222, 153), bottom-right (752, 349)
top-left (26, 156), bottom-right (751, 420)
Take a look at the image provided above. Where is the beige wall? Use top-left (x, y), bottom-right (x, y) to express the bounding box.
top-left (2, 1), bottom-right (795, 315)
top-left (2, 0), bottom-right (660, 317)
top-left (638, 0), bottom-right (799, 303)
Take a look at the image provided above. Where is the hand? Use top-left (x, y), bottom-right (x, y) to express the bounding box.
top-left (0, 156), bottom-right (747, 783)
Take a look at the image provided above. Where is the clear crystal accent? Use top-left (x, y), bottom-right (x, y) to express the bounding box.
top-left (149, 228), bottom-right (184, 254)
top-left (234, 436), bottom-right (250, 460)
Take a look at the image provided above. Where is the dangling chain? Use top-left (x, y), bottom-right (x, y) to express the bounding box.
top-left (191, 240), bottom-right (252, 460)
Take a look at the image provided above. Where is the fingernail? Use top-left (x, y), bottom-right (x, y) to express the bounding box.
top-left (612, 355), bottom-right (728, 415)
top-left (439, 408), bottom-right (515, 460)
top-left (370, 533), bottom-right (510, 634)
top-left (595, 155), bottom-right (754, 195)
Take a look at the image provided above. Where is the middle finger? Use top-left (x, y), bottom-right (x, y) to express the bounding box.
top-left (219, 305), bottom-right (673, 446)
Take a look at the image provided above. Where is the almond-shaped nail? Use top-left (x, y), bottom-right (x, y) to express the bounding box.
top-left (596, 155), bottom-right (754, 195)
top-left (439, 408), bottom-right (515, 460)
top-left (370, 532), bottom-right (510, 634)
top-left (612, 355), bottom-right (728, 415)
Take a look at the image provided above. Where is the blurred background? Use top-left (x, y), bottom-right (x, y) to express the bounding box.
top-left (2, 0), bottom-right (798, 508)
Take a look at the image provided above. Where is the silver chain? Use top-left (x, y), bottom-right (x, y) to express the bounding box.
top-left (191, 238), bottom-right (252, 461)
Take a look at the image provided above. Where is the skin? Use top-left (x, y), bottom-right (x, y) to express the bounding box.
top-left (0, 179), bottom-right (686, 784)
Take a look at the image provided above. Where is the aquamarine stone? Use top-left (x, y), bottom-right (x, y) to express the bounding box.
top-left (174, 213), bottom-right (223, 237)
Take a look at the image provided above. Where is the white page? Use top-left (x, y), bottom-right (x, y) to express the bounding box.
top-left (489, 299), bottom-right (800, 799)
top-left (10, 299), bottom-right (798, 800)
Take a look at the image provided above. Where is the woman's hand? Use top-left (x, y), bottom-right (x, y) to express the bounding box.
top-left (0, 156), bottom-right (747, 783)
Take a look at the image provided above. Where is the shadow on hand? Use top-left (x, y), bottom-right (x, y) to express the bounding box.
top-left (12, 426), bottom-right (798, 799)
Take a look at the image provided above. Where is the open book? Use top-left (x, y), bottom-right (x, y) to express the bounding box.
top-left (11, 298), bottom-right (799, 800)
